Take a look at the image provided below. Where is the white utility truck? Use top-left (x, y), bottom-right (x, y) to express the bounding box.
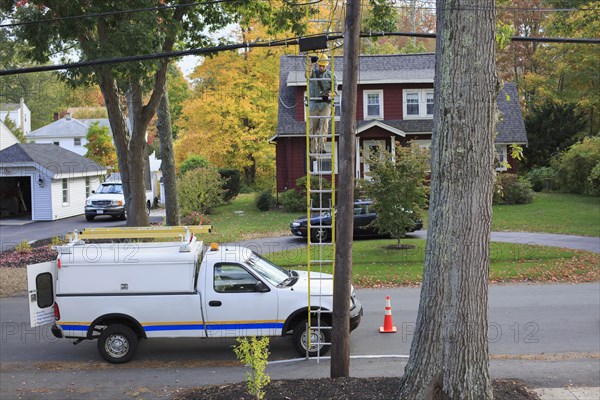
top-left (27, 230), bottom-right (363, 363)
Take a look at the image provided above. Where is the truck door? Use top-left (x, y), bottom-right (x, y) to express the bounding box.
top-left (27, 261), bottom-right (57, 328)
top-left (204, 262), bottom-right (280, 338)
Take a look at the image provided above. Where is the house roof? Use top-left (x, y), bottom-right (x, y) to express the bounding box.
top-left (26, 116), bottom-right (113, 139)
top-left (0, 103), bottom-right (20, 111)
top-left (275, 54), bottom-right (527, 144)
top-left (496, 82), bottom-right (527, 145)
top-left (0, 143), bottom-right (106, 177)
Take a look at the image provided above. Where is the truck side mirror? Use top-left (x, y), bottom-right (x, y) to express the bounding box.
top-left (254, 281), bottom-right (269, 293)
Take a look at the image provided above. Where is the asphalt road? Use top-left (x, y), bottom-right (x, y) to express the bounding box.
top-left (1, 283), bottom-right (599, 399)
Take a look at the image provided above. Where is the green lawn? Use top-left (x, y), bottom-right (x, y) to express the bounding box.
top-left (491, 193), bottom-right (600, 237)
top-left (265, 239), bottom-right (599, 286)
top-left (202, 192), bottom-right (599, 242)
top-left (204, 193), bottom-right (301, 242)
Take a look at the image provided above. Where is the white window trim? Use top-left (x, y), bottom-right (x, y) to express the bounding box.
top-left (403, 89), bottom-right (434, 119)
top-left (410, 139), bottom-right (432, 150)
top-left (363, 90), bottom-right (384, 120)
top-left (74, 138), bottom-right (82, 146)
top-left (62, 178), bottom-right (69, 206)
top-left (311, 142), bottom-right (338, 175)
top-left (495, 144), bottom-right (508, 171)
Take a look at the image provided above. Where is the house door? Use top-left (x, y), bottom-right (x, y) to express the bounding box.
top-left (363, 140), bottom-right (386, 180)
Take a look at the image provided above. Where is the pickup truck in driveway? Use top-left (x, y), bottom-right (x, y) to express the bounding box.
top-left (27, 232), bottom-right (363, 363)
top-left (84, 181), bottom-right (152, 221)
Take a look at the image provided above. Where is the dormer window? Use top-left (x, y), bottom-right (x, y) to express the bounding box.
top-left (403, 89), bottom-right (434, 119)
top-left (363, 90), bottom-right (384, 120)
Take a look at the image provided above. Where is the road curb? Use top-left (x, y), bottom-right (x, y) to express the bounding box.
top-left (534, 387), bottom-right (600, 399)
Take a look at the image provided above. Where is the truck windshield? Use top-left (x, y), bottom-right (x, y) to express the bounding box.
top-left (246, 253), bottom-right (293, 287)
top-left (97, 184), bottom-right (123, 194)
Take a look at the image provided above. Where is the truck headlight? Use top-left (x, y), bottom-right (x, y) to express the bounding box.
top-left (111, 200), bottom-right (123, 206)
top-left (291, 222), bottom-right (300, 227)
top-left (86, 199), bottom-right (92, 206)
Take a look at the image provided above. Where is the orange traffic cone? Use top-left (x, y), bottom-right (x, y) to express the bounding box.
top-left (379, 295), bottom-right (397, 333)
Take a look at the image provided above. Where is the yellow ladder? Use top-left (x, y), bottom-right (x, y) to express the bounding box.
top-left (302, 2), bottom-right (338, 360)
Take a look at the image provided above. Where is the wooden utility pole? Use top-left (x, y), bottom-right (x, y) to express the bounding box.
top-left (331, 0), bottom-right (361, 378)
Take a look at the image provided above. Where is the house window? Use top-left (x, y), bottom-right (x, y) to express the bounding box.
top-left (62, 179), bottom-right (69, 205)
top-left (53, 141), bottom-right (59, 146)
top-left (363, 90), bottom-right (384, 119)
top-left (495, 145), bottom-right (508, 171)
top-left (85, 177), bottom-right (91, 197)
top-left (404, 89), bottom-right (434, 119)
top-left (410, 139), bottom-right (432, 150)
top-left (74, 138), bottom-right (81, 146)
top-left (310, 142), bottom-right (338, 175)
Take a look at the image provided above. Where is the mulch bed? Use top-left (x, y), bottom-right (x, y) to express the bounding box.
top-left (174, 378), bottom-right (540, 400)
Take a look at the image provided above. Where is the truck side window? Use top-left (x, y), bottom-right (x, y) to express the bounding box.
top-left (36, 272), bottom-right (54, 308)
top-left (214, 263), bottom-right (259, 293)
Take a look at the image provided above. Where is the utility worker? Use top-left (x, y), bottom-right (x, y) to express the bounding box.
top-left (309, 54), bottom-right (338, 154)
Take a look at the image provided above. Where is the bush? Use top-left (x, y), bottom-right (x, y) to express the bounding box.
top-left (178, 167), bottom-right (225, 215)
top-left (552, 136), bottom-right (600, 196)
top-left (493, 173), bottom-right (534, 205)
top-left (255, 191), bottom-right (274, 211)
top-left (180, 155), bottom-right (209, 175)
top-left (527, 167), bottom-right (558, 192)
top-left (15, 241), bottom-right (31, 254)
top-left (218, 169), bottom-right (241, 202)
top-left (279, 189), bottom-right (304, 212)
top-left (180, 211), bottom-right (211, 226)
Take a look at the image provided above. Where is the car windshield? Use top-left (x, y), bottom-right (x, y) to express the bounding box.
top-left (97, 184), bottom-right (123, 194)
top-left (245, 252), bottom-right (294, 287)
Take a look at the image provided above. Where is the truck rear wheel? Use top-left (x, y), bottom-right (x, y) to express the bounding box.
top-left (292, 319), bottom-right (331, 357)
top-left (98, 324), bottom-right (138, 364)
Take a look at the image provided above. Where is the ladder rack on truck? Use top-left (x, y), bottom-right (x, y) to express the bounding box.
top-left (67, 225), bottom-right (212, 240)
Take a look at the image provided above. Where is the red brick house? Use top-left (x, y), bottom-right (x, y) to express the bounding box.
top-left (271, 54), bottom-right (527, 192)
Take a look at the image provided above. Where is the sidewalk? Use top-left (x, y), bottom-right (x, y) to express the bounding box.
top-left (534, 387), bottom-right (600, 399)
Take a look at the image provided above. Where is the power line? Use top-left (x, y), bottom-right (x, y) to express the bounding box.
top-left (1, 31), bottom-right (598, 77)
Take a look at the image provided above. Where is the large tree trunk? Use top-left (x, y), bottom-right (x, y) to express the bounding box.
top-left (397, 1), bottom-right (498, 399)
top-left (156, 88), bottom-right (180, 226)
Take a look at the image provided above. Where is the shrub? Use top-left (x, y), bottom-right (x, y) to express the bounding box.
top-left (180, 211), bottom-right (211, 226)
top-left (233, 336), bottom-right (270, 400)
top-left (255, 191), bottom-right (274, 211)
top-left (180, 155), bottom-right (209, 175)
top-left (527, 167), bottom-right (558, 192)
top-left (218, 169), bottom-right (241, 202)
top-left (279, 189), bottom-right (304, 212)
top-left (178, 167), bottom-right (225, 215)
top-left (552, 136), bottom-right (600, 196)
top-left (14, 241), bottom-right (31, 254)
top-left (493, 173), bottom-right (534, 205)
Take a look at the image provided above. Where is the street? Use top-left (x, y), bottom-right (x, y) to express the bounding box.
top-left (1, 283), bottom-right (598, 399)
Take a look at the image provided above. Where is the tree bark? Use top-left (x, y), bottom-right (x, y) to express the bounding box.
top-left (331, 0), bottom-right (361, 379)
top-left (156, 87), bottom-right (180, 226)
top-left (397, 1), bottom-right (497, 399)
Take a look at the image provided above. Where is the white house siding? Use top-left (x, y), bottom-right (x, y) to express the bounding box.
top-left (0, 122), bottom-right (19, 150)
top-left (51, 177), bottom-right (87, 220)
top-left (30, 139), bottom-right (87, 156)
top-left (32, 173), bottom-right (53, 221)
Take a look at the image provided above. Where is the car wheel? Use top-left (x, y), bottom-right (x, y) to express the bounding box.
top-left (293, 319), bottom-right (331, 357)
top-left (311, 228), bottom-right (331, 243)
top-left (118, 210), bottom-right (127, 221)
top-left (97, 324), bottom-right (138, 364)
top-left (85, 215), bottom-right (94, 222)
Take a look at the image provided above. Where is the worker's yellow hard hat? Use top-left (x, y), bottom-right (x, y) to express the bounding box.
top-left (317, 54), bottom-right (329, 66)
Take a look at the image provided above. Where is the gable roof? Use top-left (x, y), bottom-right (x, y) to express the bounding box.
top-left (276, 54), bottom-right (527, 144)
top-left (27, 116), bottom-right (113, 139)
top-left (0, 121), bottom-right (20, 150)
top-left (0, 143), bottom-right (106, 177)
top-left (496, 82), bottom-right (527, 144)
top-left (285, 53), bottom-right (435, 86)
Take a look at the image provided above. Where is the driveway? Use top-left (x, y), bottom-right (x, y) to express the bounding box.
top-left (0, 209), bottom-right (165, 252)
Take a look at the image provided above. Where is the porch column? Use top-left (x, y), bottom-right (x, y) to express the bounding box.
top-left (391, 136), bottom-right (396, 162)
top-left (355, 137), bottom-right (360, 179)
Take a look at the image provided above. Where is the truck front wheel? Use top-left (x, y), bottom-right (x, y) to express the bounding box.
top-left (292, 319), bottom-right (331, 357)
top-left (98, 324), bottom-right (138, 364)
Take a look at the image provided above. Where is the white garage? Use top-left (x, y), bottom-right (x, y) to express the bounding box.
top-left (0, 143), bottom-right (106, 221)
